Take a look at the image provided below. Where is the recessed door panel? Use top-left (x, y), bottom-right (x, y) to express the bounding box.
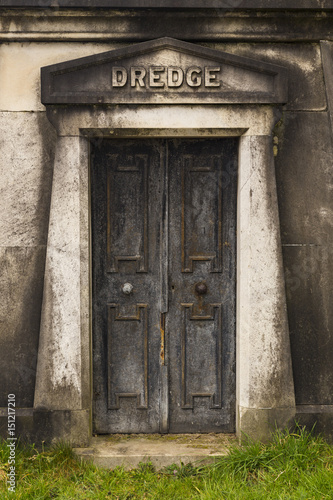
top-left (107, 154), bottom-right (149, 273)
top-left (181, 153), bottom-right (223, 272)
top-left (91, 137), bottom-right (237, 433)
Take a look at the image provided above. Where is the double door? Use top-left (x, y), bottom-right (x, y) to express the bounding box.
top-left (91, 138), bottom-right (237, 433)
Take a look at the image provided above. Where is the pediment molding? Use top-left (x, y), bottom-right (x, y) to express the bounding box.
top-left (41, 37), bottom-right (288, 105)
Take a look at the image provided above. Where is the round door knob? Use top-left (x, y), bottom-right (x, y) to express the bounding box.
top-left (195, 282), bottom-right (208, 295)
top-left (122, 282), bottom-right (133, 295)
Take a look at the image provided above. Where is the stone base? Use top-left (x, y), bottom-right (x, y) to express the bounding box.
top-left (32, 409), bottom-right (91, 446)
top-left (0, 409), bottom-right (90, 447)
top-left (237, 406), bottom-right (296, 442)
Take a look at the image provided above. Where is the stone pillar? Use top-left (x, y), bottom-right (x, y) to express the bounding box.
top-left (34, 134), bottom-right (90, 443)
top-left (34, 135), bottom-right (91, 446)
top-left (236, 135), bottom-right (296, 441)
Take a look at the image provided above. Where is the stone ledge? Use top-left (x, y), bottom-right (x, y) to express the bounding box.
top-left (74, 433), bottom-right (236, 470)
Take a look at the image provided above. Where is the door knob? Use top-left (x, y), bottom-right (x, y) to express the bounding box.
top-left (122, 282), bottom-right (134, 295)
top-left (195, 282), bottom-right (208, 295)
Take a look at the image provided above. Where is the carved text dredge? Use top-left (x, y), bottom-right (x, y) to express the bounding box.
top-left (111, 66), bottom-right (221, 88)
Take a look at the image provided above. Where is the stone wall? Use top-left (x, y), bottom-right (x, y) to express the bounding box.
top-left (0, 4), bottom-right (332, 440)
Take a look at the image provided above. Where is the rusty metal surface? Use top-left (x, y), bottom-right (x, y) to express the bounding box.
top-left (91, 138), bottom-right (237, 434)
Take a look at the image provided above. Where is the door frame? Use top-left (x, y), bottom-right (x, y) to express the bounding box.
top-left (33, 104), bottom-right (296, 445)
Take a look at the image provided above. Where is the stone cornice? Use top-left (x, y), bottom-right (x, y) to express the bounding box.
top-left (1, 0), bottom-right (333, 9)
top-left (0, 9), bottom-right (332, 42)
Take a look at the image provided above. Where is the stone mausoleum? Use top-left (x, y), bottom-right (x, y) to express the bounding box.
top-left (0, 0), bottom-right (333, 446)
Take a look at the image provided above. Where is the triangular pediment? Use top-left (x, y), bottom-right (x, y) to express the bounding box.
top-left (41, 38), bottom-right (288, 105)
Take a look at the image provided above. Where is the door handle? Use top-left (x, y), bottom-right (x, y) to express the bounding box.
top-left (195, 282), bottom-right (208, 295)
top-left (122, 282), bottom-right (134, 295)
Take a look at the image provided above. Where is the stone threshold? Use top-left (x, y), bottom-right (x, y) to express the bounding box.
top-left (74, 433), bottom-right (236, 470)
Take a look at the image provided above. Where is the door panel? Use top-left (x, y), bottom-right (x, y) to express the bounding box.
top-left (167, 139), bottom-right (237, 432)
top-left (91, 140), bottom-right (163, 433)
top-left (92, 138), bottom-right (237, 434)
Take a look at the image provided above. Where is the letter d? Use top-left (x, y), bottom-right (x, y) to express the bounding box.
top-left (112, 67), bottom-right (128, 87)
top-left (167, 67), bottom-right (184, 88)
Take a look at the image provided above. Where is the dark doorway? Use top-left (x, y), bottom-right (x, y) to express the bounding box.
top-left (91, 138), bottom-right (237, 433)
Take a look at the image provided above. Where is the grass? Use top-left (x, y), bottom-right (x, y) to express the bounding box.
top-left (0, 425), bottom-right (332, 499)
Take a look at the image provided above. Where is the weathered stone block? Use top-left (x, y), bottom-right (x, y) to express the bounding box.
top-left (275, 111), bottom-right (333, 407)
top-left (212, 43), bottom-right (326, 111)
top-left (0, 111), bottom-right (55, 246)
top-left (275, 111), bottom-right (333, 244)
top-left (0, 43), bottom-right (121, 111)
top-left (0, 246), bottom-right (46, 407)
top-left (283, 245), bottom-right (333, 405)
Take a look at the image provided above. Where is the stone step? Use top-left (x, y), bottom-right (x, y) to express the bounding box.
top-left (74, 433), bottom-right (236, 470)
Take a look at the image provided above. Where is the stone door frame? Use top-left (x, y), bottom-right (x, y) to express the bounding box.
top-left (33, 104), bottom-right (296, 445)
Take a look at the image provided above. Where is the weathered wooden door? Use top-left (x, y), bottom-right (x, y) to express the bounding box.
top-left (91, 138), bottom-right (237, 433)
